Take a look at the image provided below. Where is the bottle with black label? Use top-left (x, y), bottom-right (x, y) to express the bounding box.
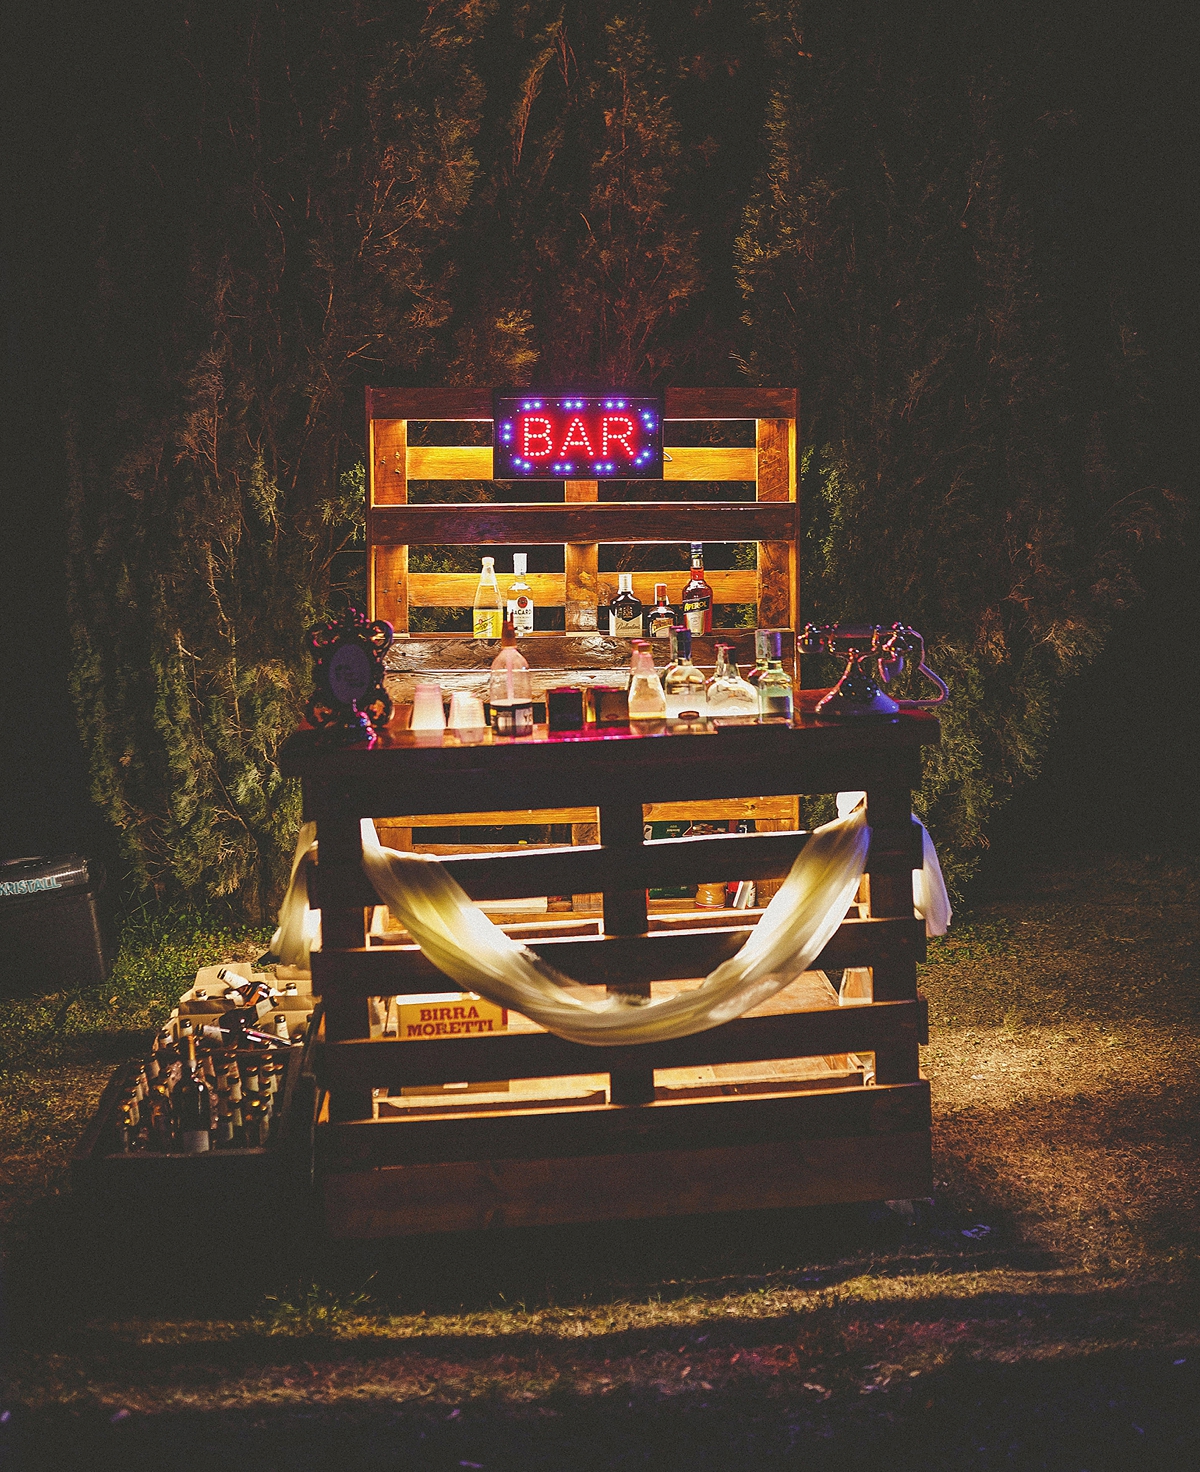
top-left (645, 583), bottom-right (676, 638)
top-left (173, 1033), bottom-right (212, 1153)
top-left (681, 544), bottom-right (713, 634)
top-left (608, 573), bottom-right (644, 636)
top-left (506, 553), bottom-right (535, 635)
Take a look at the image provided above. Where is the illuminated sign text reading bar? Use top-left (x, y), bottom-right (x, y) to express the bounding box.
top-left (492, 390), bottom-right (663, 480)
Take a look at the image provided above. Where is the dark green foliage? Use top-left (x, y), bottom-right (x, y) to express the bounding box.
top-left (64, 0), bottom-right (1177, 913)
top-left (735, 0), bottom-right (1177, 888)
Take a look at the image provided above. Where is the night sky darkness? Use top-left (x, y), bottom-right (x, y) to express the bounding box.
top-left (2, 1), bottom-right (1195, 869)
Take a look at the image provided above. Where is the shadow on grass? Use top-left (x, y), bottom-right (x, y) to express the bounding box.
top-left (3, 1345), bottom-right (1197, 1472)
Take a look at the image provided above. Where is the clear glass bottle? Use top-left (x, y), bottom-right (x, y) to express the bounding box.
top-left (681, 543), bottom-right (713, 634)
top-left (757, 630), bottom-right (794, 720)
top-left (608, 572), bottom-right (644, 636)
top-left (706, 643), bottom-right (759, 715)
top-left (506, 553), bottom-right (535, 635)
top-left (472, 556), bottom-right (503, 640)
top-left (663, 626), bottom-right (707, 717)
top-left (627, 639), bottom-right (667, 719)
top-left (746, 627), bottom-right (779, 686)
top-left (488, 620), bottom-right (534, 736)
top-left (645, 582), bottom-right (676, 638)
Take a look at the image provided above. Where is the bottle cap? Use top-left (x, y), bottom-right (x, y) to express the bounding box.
top-left (654, 583), bottom-right (668, 601)
top-left (482, 556), bottom-right (494, 567)
top-left (617, 572), bottom-right (633, 592)
top-left (512, 553), bottom-right (527, 575)
top-left (671, 626), bottom-right (692, 658)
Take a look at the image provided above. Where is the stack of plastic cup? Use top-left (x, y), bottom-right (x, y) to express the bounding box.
top-left (447, 691), bottom-right (486, 729)
top-left (410, 684), bottom-right (446, 730)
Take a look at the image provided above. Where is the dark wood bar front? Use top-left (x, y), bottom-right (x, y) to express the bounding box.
top-left (279, 703), bottom-right (940, 1238)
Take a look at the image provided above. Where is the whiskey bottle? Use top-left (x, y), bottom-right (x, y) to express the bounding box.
top-left (663, 627), bottom-right (707, 717)
top-left (488, 620), bottom-right (534, 736)
top-left (757, 630), bottom-right (794, 720)
top-left (472, 556), bottom-right (504, 640)
top-left (608, 572), bottom-right (644, 636)
top-left (681, 544), bottom-right (713, 634)
top-left (174, 1033), bottom-right (212, 1153)
top-left (506, 553), bottom-right (535, 635)
top-left (627, 640), bottom-right (667, 719)
top-left (645, 583), bottom-right (676, 638)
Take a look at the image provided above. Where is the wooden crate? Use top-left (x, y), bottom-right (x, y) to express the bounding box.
top-left (280, 703), bottom-right (939, 1238)
top-left (71, 1017), bottom-right (321, 1233)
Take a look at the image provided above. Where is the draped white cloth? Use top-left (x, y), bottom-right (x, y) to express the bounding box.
top-left (270, 799), bottom-right (950, 1047)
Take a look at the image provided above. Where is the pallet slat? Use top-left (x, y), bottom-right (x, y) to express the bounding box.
top-left (320, 1078), bottom-right (930, 1168)
top-left (404, 570), bottom-right (759, 607)
top-left (405, 445), bottom-right (756, 482)
top-left (322, 1126), bottom-right (931, 1236)
top-left (369, 502), bottom-right (796, 546)
top-left (365, 387), bottom-right (798, 422)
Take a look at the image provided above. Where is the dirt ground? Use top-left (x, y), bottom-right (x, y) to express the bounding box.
top-left (1, 847), bottom-right (1197, 1470)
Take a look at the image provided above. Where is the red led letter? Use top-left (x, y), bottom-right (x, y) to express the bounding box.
top-left (559, 416), bottom-right (595, 456)
top-left (522, 415), bottom-right (553, 458)
top-left (601, 415), bottom-right (636, 458)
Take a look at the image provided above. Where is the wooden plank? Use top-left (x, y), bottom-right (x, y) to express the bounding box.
top-left (369, 418), bottom-right (409, 630)
top-left (376, 797), bottom-right (800, 827)
top-left (310, 918), bottom-right (926, 997)
top-left (322, 1127), bottom-right (931, 1235)
top-left (382, 631), bottom-right (791, 672)
top-left (369, 503), bottom-right (797, 546)
top-left (368, 387), bottom-right (493, 420)
top-left (320, 1078), bottom-right (930, 1168)
top-left (564, 479), bottom-right (600, 633)
top-left (314, 823), bottom-right (920, 909)
top-left (366, 386), bottom-right (796, 424)
top-left (663, 387), bottom-right (798, 421)
top-left (404, 445), bottom-right (756, 483)
top-left (662, 447), bottom-right (756, 481)
top-left (317, 998), bottom-right (927, 1090)
top-left (756, 416), bottom-right (797, 630)
top-left (407, 445), bottom-right (493, 481)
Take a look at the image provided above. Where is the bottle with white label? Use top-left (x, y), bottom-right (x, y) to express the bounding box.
top-left (681, 543), bottom-right (713, 634)
top-left (608, 572), bottom-right (644, 636)
top-left (507, 553), bottom-right (535, 635)
top-left (488, 621), bottom-right (534, 736)
top-left (473, 556), bottom-right (503, 640)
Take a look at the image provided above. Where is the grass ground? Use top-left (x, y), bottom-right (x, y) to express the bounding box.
top-left (1, 847), bottom-right (1196, 1470)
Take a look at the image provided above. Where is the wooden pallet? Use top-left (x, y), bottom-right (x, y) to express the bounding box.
top-left (280, 705), bottom-right (939, 1238)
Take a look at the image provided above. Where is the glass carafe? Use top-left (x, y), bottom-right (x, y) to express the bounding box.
top-left (663, 627), bottom-right (707, 717)
top-left (706, 644), bottom-right (758, 715)
top-left (627, 640), bottom-right (667, 719)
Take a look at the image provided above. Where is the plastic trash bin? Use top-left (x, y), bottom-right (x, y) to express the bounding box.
top-left (0, 853), bottom-right (114, 997)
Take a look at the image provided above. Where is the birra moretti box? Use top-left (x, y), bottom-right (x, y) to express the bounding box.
top-left (398, 992), bottom-right (508, 1039)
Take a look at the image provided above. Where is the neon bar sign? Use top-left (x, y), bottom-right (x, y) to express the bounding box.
top-left (492, 390), bottom-right (663, 480)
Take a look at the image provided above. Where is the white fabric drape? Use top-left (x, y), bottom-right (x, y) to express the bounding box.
top-left (270, 798), bottom-right (950, 1047)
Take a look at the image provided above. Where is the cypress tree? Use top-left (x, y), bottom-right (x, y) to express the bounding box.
top-left (65, 2), bottom-right (494, 916)
top-left (736, 0), bottom-right (1171, 885)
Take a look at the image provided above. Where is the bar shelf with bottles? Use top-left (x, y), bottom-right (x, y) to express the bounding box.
top-left (71, 963), bottom-right (321, 1216)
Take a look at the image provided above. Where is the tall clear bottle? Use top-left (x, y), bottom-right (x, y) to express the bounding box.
top-left (706, 643), bottom-right (759, 715)
top-left (488, 620), bottom-right (534, 736)
top-left (756, 630), bottom-right (794, 720)
top-left (663, 627), bottom-right (707, 717)
top-left (506, 553), bottom-right (535, 635)
top-left (473, 556), bottom-right (503, 640)
top-left (627, 639), bottom-right (667, 719)
top-left (746, 627), bottom-right (779, 686)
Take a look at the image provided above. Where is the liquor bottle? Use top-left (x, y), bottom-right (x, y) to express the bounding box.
top-left (745, 628), bottom-right (776, 685)
top-left (757, 630), bottom-right (794, 720)
top-left (663, 627), bottom-right (707, 717)
top-left (681, 543), bottom-right (713, 634)
top-left (608, 572), bottom-right (644, 636)
top-left (645, 583), bottom-right (676, 638)
top-left (488, 620), bottom-right (534, 736)
top-left (627, 640), bottom-right (667, 719)
top-left (506, 553), bottom-right (535, 635)
top-left (174, 1033), bottom-right (212, 1153)
top-left (472, 556), bottom-right (504, 640)
top-left (706, 644), bottom-right (759, 715)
